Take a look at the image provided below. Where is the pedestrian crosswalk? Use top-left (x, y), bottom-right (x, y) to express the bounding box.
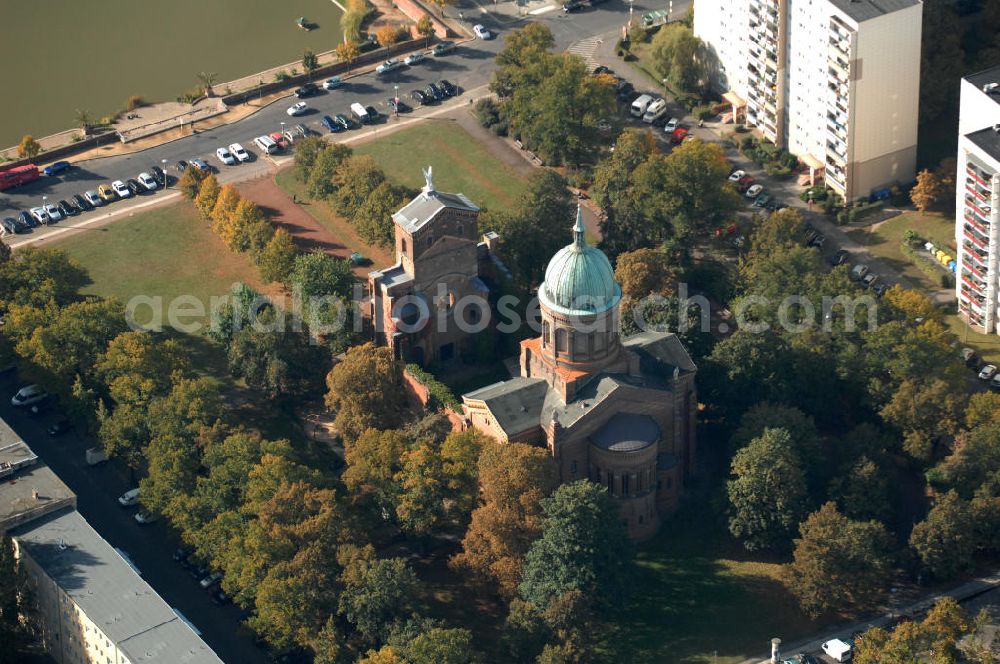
top-left (566, 36), bottom-right (603, 71)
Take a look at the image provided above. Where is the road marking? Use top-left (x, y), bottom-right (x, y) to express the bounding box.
top-left (566, 36), bottom-right (603, 70)
top-left (328, 0), bottom-right (347, 11)
top-left (529, 4), bottom-right (558, 13)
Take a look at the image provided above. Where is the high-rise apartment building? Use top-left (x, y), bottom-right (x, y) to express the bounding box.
top-left (955, 66), bottom-right (1000, 333)
top-left (695, 0), bottom-right (923, 200)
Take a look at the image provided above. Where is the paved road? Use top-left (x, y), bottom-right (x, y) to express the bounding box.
top-left (0, 0), bottom-right (674, 246)
top-left (0, 374), bottom-right (270, 664)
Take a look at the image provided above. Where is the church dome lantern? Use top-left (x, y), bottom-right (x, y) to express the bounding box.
top-left (539, 207), bottom-right (621, 317)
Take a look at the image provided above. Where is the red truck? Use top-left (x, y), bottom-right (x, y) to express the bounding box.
top-left (0, 164), bottom-right (40, 190)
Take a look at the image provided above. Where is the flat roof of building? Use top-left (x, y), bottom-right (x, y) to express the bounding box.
top-left (828, 0), bottom-right (920, 23)
top-left (967, 126), bottom-right (1000, 165)
top-left (0, 418), bottom-right (75, 533)
top-left (11, 508), bottom-right (224, 664)
top-left (966, 64), bottom-right (1000, 96)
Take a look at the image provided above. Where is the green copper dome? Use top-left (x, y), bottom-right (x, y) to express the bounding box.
top-left (539, 207), bottom-right (621, 316)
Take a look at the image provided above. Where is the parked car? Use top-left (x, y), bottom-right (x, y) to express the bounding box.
top-left (286, 102), bottom-right (308, 117)
top-left (861, 272), bottom-right (878, 288)
top-left (425, 83), bottom-right (444, 101)
top-left (808, 233), bottom-right (826, 248)
top-left (411, 89), bottom-right (429, 105)
top-left (43, 203), bottom-right (63, 221)
top-left (199, 571), bottom-right (224, 589)
top-left (961, 347), bottom-right (980, 367)
top-left (175, 160), bottom-right (188, 172)
top-left (432, 40), bottom-right (456, 56)
top-left (872, 282), bottom-right (888, 297)
top-left (334, 114), bottom-right (353, 130)
top-left (365, 105), bottom-right (380, 121)
top-left (323, 76), bottom-right (343, 90)
top-left (745, 184), bottom-right (764, 199)
top-left (474, 24), bottom-right (492, 39)
top-left (137, 172), bottom-right (159, 191)
top-left (73, 193), bottom-right (94, 211)
top-left (376, 59), bottom-right (403, 75)
top-left (211, 588), bottom-right (232, 605)
top-left (111, 180), bottom-right (131, 198)
top-left (43, 160), bottom-right (72, 176)
top-left (850, 263), bottom-right (869, 281)
top-left (134, 511), bottom-right (159, 525)
top-left (216, 146), bottom-right (236, 166)
top-left (979, 364), bottom-right (997, 380)
top-left (47, 418), bottom-right (73, 436)
top-left (1, 218), bottom-right (17, 235)
top-left (222, 144), bottom-right (247, 165)
top-left (563, 0), bottom-right (583, 11)
top-left (991, 374), bottom-right (1000, 391)
top-left (85, 190), bottom-right (105, 206)
top-left (190, 159), bottom-right (210, 172)
top-left (755, 194), bottom-right (773, 208)
top-left (829, 249), bottom-right (849, 266)
top-left (438, 80), bottom-right (457, 96)
top-left (321, 115), bottom-right (341, 133)
top-left (404, 52), bottom-right (425, 66)
top-left (126, 179), bottom-right (143, 196)
top-left (19, 211), bottom-right (38, 228)
top-left (11, 384), bottom-right (48, 407)
top-left (173, 547), bottom-right (192, 563)
top-left (150, 165), bottom-right (165, 183)
top-left (821, 639), bottom-right (853, 663)
top-left (294, 83), bottom-right (319, 98)
top-left (664, 117), bottom-right (680, 133)
top-left (118, 488), bottom-right (140, 507)
top-left (29, 207), bottom-right (50, 224)
top-left (294, 124), bottom-right (309, 138)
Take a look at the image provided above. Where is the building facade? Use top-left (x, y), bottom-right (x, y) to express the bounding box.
top-left (696, 0), bottom-right (922, 200)
top-left (462, 211), bottom-right (698, 540)
top-left (955, 66), bottom-right (1000, 333)
top-left (368, 167), bottom-right (506, 366)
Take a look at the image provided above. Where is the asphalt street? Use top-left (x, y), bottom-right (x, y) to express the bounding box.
top-left (0, 0), bottom-right (680, 246)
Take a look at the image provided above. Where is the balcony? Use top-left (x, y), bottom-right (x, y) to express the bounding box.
top-left (960, 290), bottom-right (986, 313)
top-left (965, 207), bottom-right (990, 231)
top-left (964, 228), bottom-right (988, 250)
top-left (964, 247), bottom-right (988, 270)
top-left (967, 164), bottom-right (993, 184)
top-left (962, 272), bottom-right (986, 293)
top-left (966, 183), bottom-right (989, 204)
top-left (965, 213), bottom-right (990, 239)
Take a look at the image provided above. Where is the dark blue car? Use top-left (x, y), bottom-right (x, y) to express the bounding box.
top-left (321, 115), bottom-right (342, 133)
top-left (43, 161), bottom-right (71, 176)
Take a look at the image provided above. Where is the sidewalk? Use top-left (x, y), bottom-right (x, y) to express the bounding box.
top-left (736, 570), bottom-right (1000, 664)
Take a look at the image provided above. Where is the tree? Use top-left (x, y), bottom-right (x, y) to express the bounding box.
top-left (492, 23), bottom-right (557, 98)
top-left (343, 428), bottom-right (410, 523)
top-left (614, 247), bottom-right (676, 301)
top-left (727, 428), bottom-right (809, 551)
top-left (17, 135), bottom-right (41, 159)
top-left (302, 49), bottom-right (319, 81)
top-left (325, 343), bottom-right (406, 443)
top-left (197, 71), bottom-right (218, 95)
top-left (909, 490), bottom-right (976, 580)
top-left (335, 40), bottom-right (362, 74)
top-left (227, 312), bottom-right (328, 399)
top-left (219, 198), bottom-right (270, 253)
top-left (0, 246), bottom-right (89, 307)
top-left (452, 442), bottom-right (560, 598)
top-left (407, 628), bottom-right (479, 664)
top-left (337, 544), bottom-right (420, 644)
top-left (590, 129), bottom-right (656, 212)
top-left (307, 142), bottom-right (353, 200)
top-left (934, 157), bottom-right (958, 214)
top-left (75, 109), bottom-right (93, 135)
top-left (293, 136), bottom-right (333, 184)
top-left (416, 15), bottom-right (435, 47)
top-left (519, 481), bottom-right (633, 613)
top-left (256, 229), bottom-right (298, 285)
top-left (179, 165), bottom-right (208, 199)
top-left (357, 647), bottom-right (406, 664)
top-left (651, 23), bottom-right (712, 94)
top-left (965, 391), bottom-right (1000, 430)
top-left (828, 456), bottom-right (892, 523)
top-left (332, 155), bottom-right (386, 216)
top-left (880, 378), bottom-right (965, 462)
top-left (910, 169), bottom-right (943, 212)
top-left (353, 181), bottom-right (408, 247)
top-left (193, 174), bottom-right (221, 219)
top-left (395, 441), bottom-right (448, 538)
top-left (0, 241), bottom-right (9, 266)
top-left (929, 423), bottom-right (1000, 498)
top-left (290, 250), bottom-right (355, 300)
top-left (788, 502), bottom-right (894, 618)
top-left (0, 536), bottom-right (30, 655)
top-left (376, 25), bottom-right (400, 53)
top-left (210, 184), bottom-right (243, 236)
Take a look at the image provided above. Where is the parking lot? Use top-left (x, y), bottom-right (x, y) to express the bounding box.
top-left (1, 371), bottom-right (270, 664)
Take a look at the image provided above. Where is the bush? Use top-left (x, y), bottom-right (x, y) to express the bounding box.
top-left (125, 96), bottom-right (146, 111)
top-left (847, 200), bottom-right (885, 223)
top-left (475, 98), bottom-right (500, 128)
top-left (491, 119), bottom-right (508, 136)
top-left (567, 167), bottom-right (592, 189)
top-left (693, 105), bottom-right (715, 121)
top-left (941, 273), bottom-right (955, 288)
top-left (740, 136), bottom-right (755, 151)
top-left (405, 364), bottom-right (460, 410)
top-left (274, 71), bottom-right (290, 82)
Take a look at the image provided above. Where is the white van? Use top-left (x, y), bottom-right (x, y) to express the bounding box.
top-left (350, 102), bottom-right (370, 124)
top-left (642, 98), bottom-right (667, 123)
top-left (822, 638), bottom-right (853, 662)
top-left (253, 135), bottom-right (278, 155)
top-left (631, 94), bottom-right (654, 117)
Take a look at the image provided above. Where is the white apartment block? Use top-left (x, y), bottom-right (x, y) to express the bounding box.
top-left (954, 66), bottom-right (1000, 333)
top-left (695, 0), bottom-right (922, 201)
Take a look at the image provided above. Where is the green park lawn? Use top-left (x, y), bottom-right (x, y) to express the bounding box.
top-left (846, 210), bottom-right (956, 293)
top-left (51, 201), bottom-right (270, 326)
top-left (355, 122), bottom-right (529, 211)
top-left (603, 497), bottom-right (821, 664)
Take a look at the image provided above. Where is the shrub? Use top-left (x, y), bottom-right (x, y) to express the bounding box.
top-left (847, 200), bottom-right (885, 223)
top-left (274, 71), bottom-right (290, 82)
top-left (475, 98), bottom-right (500, 128)
top-left (491, 119), bottom-right (509, 136)
top-left (567, 167), bottom-right (592, 189)
top-left (740, 136), bottom-right (755, 151)
top-left (405, 364), bottom-right (460, 410)
top-left (693, 105), bottom-right (715, 121)
top-left (125, 96), bottom-right (146, 111)
top-left (941, 273), bottom-right (954, 288)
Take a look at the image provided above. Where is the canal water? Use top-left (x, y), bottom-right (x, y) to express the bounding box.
top-left (0, 0), bottom-right (343, 149)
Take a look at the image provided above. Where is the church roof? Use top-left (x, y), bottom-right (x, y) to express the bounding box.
top-left (591, 413), bottom-right (660, 452)
top-left (538, 208), bottom-right (621, 316)
top-left (624, 330), bottom-right (697, 376)
top-left (463, 377), bottom-right (549, 436)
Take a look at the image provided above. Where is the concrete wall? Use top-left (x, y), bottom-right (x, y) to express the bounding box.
top-left (394, 0), bottom-right (452, 38)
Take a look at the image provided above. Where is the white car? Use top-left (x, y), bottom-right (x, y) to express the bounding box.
top-left (43, 203), bottom-right (63, 221)
top-left (11, 384), bottom-right (48, 407)
top-left (822, 639), bottom-right (853, 663)
top-left (745, 184), bottom-right (763, 198)
top-left (286, 102), bottom-right (308, 116)
top-left (112, 180), bottom-right (131, 198)
top-left (474, 24), bottom-right (492, 39)
top-left (84, 190), bottom-right (103, 207)
top-left (979, 364), bottom-right (997, 381)
top-left (664, 117), bottom-right (679, 132)
top-left (215, 147), bottom-right (236, 166)
top-left (29, 207), bottom-right (50, 224)
top-left (376, 59), bottom-right (403, 75)
top-left (728, 169), bottom-right (745, 182)
top-left (137, 172), bottom-right (158, 191)
top-left (404, 52), bottom-right (425, 66)
top-left (118, 488), bottom-right (140, 507)
top-left (229, 143), bottom-right (250, 162)
top-left (134, 511), bottom-right (159, 525)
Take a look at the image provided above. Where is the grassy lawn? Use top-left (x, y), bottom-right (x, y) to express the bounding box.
top-left (604, 498), bottom-right (821, 664)
top-left (51, 201), bottom-right (271, 326)
top-left (846, 210), bottom-right (956, 293)
top-left (355, 122), bottom-right (529, 211)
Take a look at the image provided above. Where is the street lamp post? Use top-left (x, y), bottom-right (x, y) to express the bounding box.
top-left (394, 84), bottom-right (399, 118)
top-left (162, 159), bottom-right (168, 188)
top-left (280, 121), bottom-right (285, 139)
top-left (662, 78), bottom-right (668, 98)
top-left (629, 0), bottom-right (634, 20)
top-left (41, 196), bottom-right (47, 224)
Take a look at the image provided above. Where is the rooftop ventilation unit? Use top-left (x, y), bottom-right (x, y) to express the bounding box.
top-left (983, 82), bottom-right (999, 94)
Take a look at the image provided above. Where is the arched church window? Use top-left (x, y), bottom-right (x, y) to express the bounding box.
top-left (401, 238), bottom-right (407, 254)
top-left (542, 321), bottom-right (551, 346)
